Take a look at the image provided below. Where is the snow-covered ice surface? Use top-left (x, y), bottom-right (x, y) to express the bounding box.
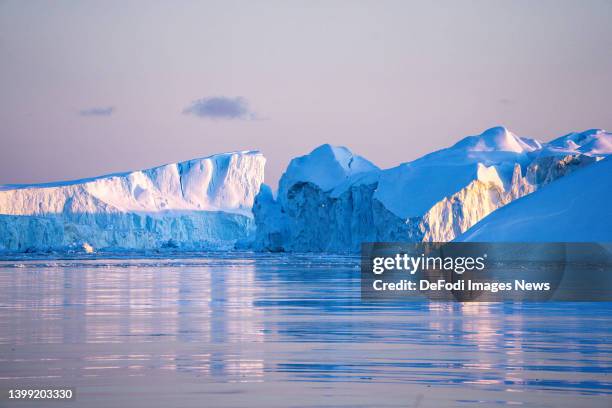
top-left (539, 129), bottom-right (612, 157)
top-left (0, 151), bottom-right (265, 252)
top-left (277, 144), bottom-right (379, 205)
top-left (456, 157), bottom-right (612, 242)
top-left (373, 126), bottom-right (537, 218)
top-left (253, 126), bottom-right (611, 252)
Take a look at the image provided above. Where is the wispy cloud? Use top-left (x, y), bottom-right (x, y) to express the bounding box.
top-left (79, 106), bottom-right (114, 117)
top-left (182, 96), bottom-right (257, 120)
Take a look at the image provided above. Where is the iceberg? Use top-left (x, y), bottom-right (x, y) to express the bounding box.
top-left (253, 144), bottom-right (382, 252)
top-left (0, 151), bottom-right (265, 252)
top-left (456, 157), bottom-right (612, 242)
top-left (253, 127), bottom-right (610, 252)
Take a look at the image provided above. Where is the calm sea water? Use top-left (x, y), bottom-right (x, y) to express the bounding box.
top-left (0, 253), bottom-right (610, 407)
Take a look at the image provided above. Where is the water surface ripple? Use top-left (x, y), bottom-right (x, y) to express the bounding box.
top-left (0, 254), bottom-right (610, 407)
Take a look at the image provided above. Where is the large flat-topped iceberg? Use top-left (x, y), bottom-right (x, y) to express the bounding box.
top-left (0, 151), bottom-right (265, 252)
top-left (0, 151), bottom-right (264, 216)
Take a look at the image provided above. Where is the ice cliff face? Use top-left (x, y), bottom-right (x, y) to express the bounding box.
top-left (456, 157), bottom-right (612, 242)
top-left (0, 151), bottom-right (265, 252)
top-left (253, 127), bottom-right (610, 252)
top-left (253, 145), bottom-right (383, 252)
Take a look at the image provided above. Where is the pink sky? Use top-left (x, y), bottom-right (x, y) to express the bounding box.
top-left (1, 0), bottom-right (611, 188)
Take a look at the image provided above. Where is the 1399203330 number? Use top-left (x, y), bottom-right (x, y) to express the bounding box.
top-left (7, 388), bottom-right (74, 400)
